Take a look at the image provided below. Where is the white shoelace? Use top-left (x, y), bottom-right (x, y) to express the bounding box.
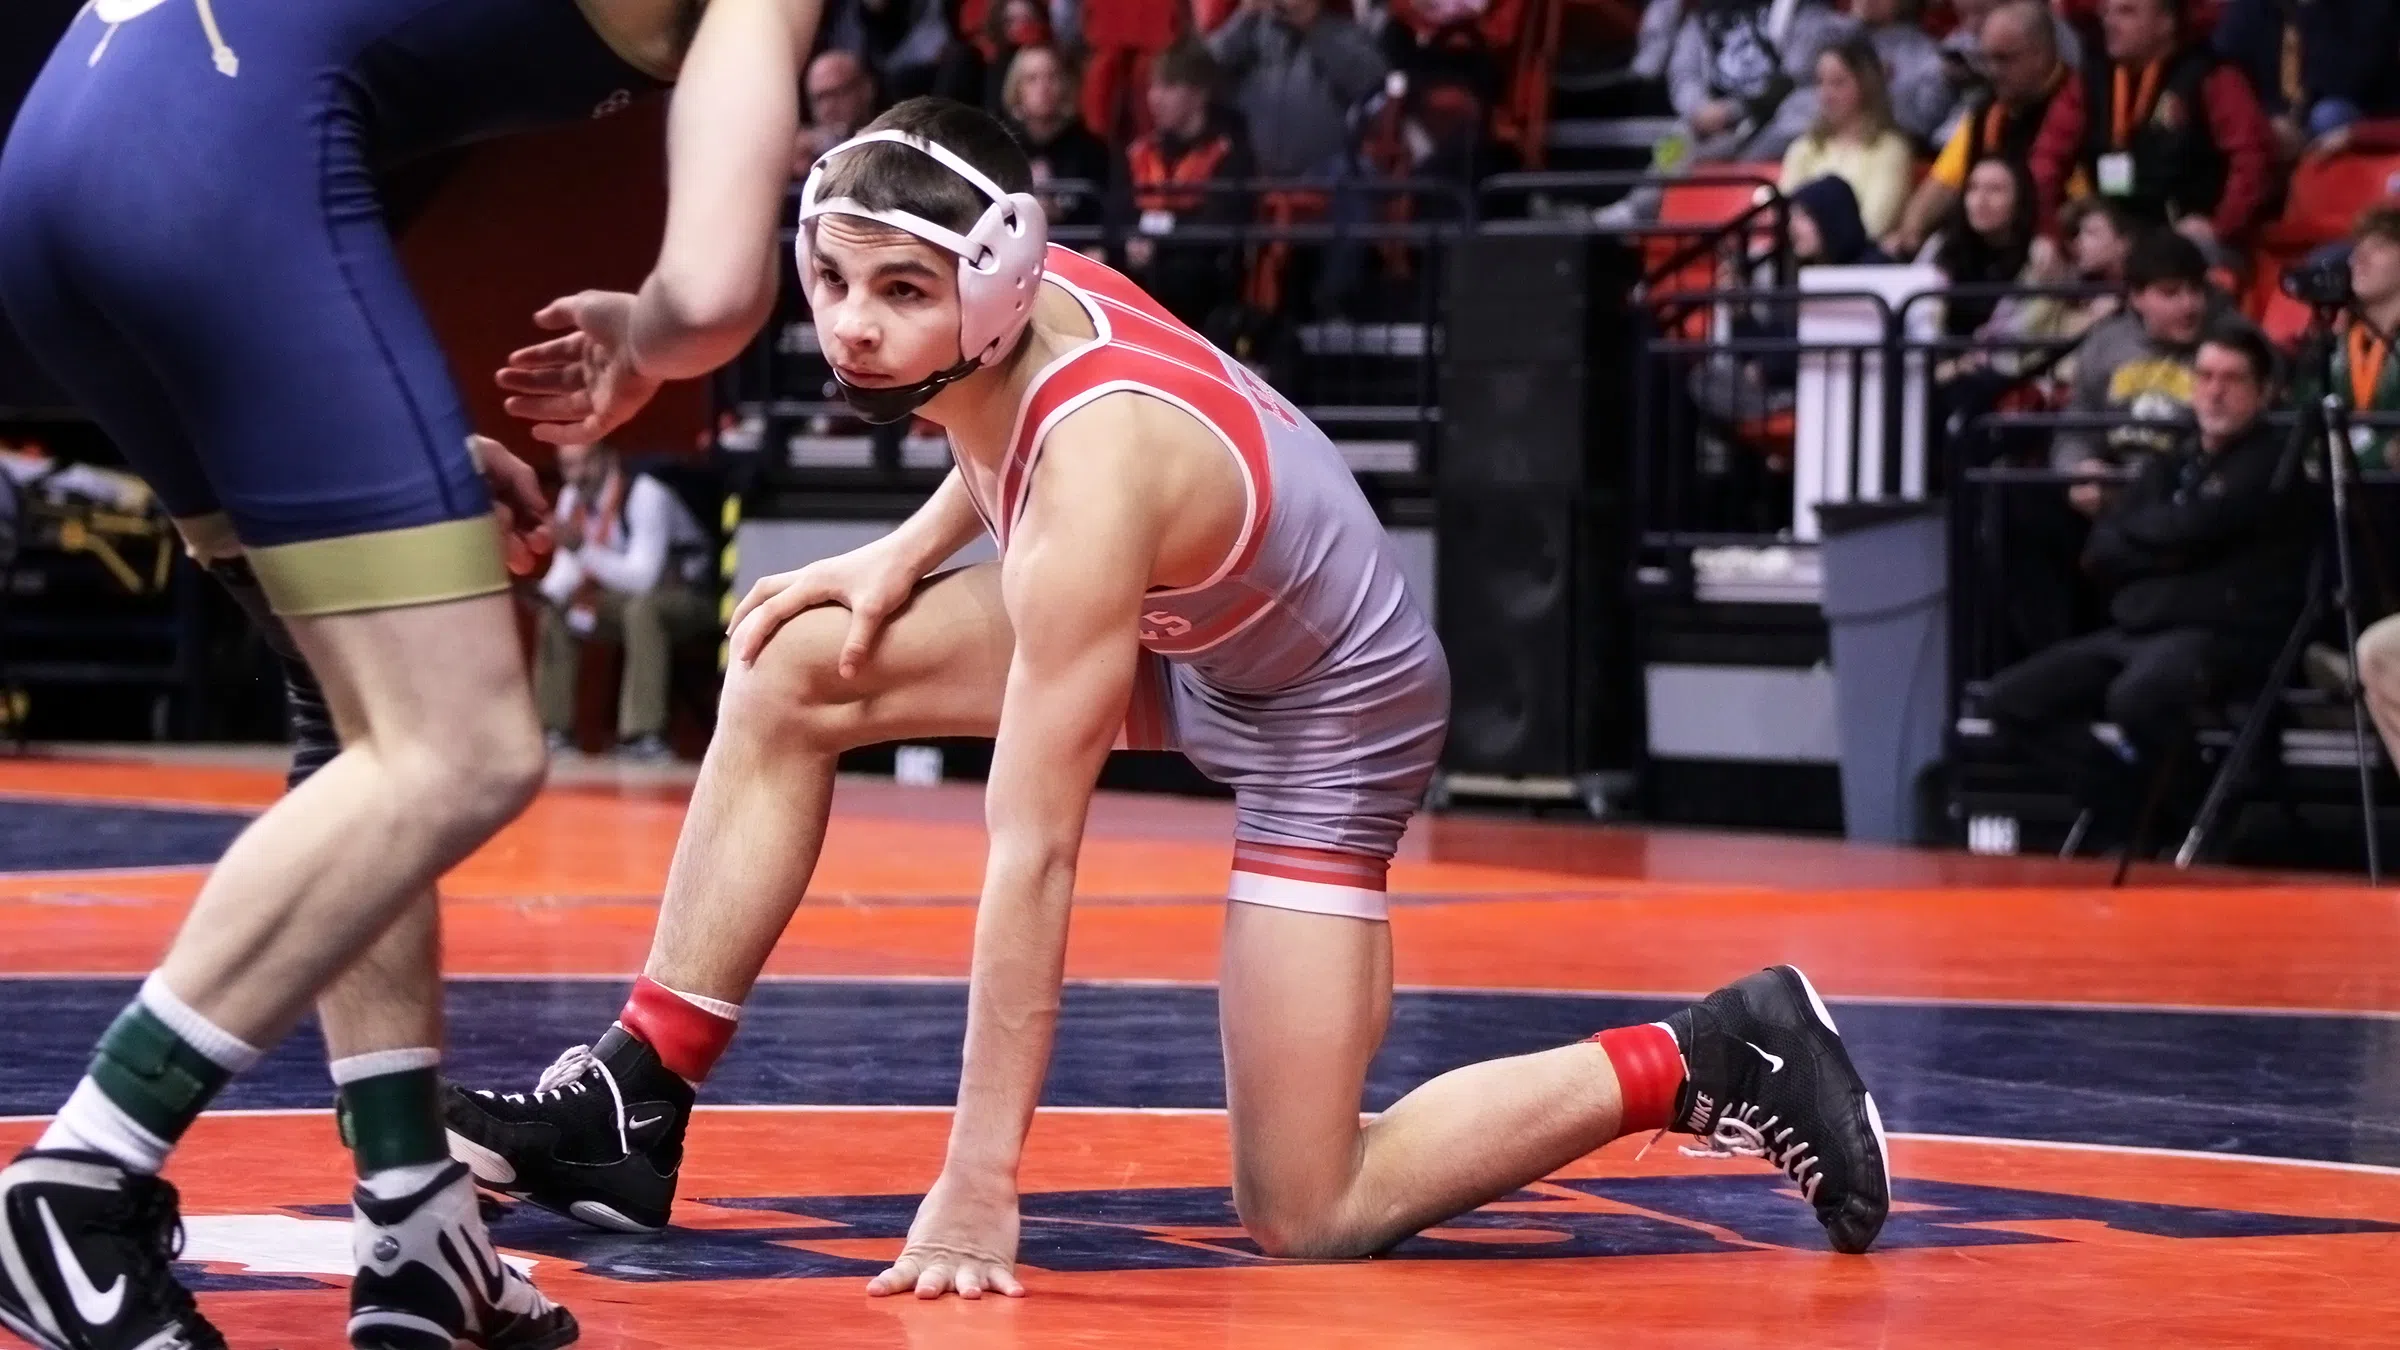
top-left (1678, 1104), bottom-right (1824, 1202)
top-left (487, 1044), bottom-right (631, 1157)
top-left (532, 1045), bottom-right (597, 1096)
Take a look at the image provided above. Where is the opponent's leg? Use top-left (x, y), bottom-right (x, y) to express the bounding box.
top-left (319, 890), bottom-right (572, 1350)
top-left (142, 593), bottom-right (545, 1041)
top-left (1219, 896), bottom-right (1890, 1259)
top-left (0, 22), bottom-right (570, 1343)
top-left (228, 640), bottom-right (565, 1350)
top-left (25, 592), bottom-right (537, 1169)
top-left (447, 564), bottom-right (1014, 1231)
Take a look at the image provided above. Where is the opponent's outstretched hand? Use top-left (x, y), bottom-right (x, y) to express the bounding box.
top-left (726, 535), bottom-right (919, 672)
top-left (865, 1171), bottom-right (1024, 1301)
top-left (496, 291), bottom-right (663, 445)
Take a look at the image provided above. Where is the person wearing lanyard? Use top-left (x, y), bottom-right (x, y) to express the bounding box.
top-left (2326, 210), bottom-right (2400, 468)
top-left (1887, 0), bottom-right (2069, 257)
top-left (2341, 208), bottom-right (2400, 780)
top-left (2027, 0), bottom-right (2275, 253)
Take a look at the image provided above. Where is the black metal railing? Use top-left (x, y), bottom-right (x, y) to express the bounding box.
top-left (725, 177), bottom-right (1472, 489)
top-left (1630, 287), bottom-right (1902, 550)
top-left (1475, 169), bottom-right (1795, 290)
top-left (1624, 281), bottom-right (2135, 560)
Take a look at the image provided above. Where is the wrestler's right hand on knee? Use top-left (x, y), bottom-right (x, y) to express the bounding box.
top-left (728, 537), bottom-right (917, 674)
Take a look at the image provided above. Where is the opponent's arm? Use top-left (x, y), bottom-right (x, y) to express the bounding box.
top-left (867, 406), bottom-right (1159, 1299)
top-left (630, 0), bottom-right (823, 378)
top-left (498, 0), bottom-right (824, 442)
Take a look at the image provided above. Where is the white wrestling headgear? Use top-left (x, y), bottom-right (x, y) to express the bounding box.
top-left (797, 128), bottom-right (1050, 422)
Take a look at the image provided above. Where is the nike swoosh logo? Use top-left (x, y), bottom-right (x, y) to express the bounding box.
top-left (446, 1227), bottom-right (508, 1305)
top-left (1742, 1040), bottom-right (1786, 1073)
top-left (628, 1114), bottom-right (665, 1131)
top-left (37, 1197), bottom-right (125, 1326)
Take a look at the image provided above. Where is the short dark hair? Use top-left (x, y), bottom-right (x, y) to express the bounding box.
top-left (2356, 205), bottom-right (2400, 249)
top-left (2124, 227), bottom-right (2209, 292)
top-left (2061, 196), bottom-right (2137, 244)
top-left (1150, 37), bottom-right (1219, 93)
top-left (815, 96), bottom-right (1034, 236)
top-left (2199, 318), bottom-right (2278, 385)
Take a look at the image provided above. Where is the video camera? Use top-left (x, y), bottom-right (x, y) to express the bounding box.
top-left (2282, 253), bottom-right (2354, 311)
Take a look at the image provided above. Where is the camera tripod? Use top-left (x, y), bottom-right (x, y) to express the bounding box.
top-left (2199, 301), bottom-right (2392, 880)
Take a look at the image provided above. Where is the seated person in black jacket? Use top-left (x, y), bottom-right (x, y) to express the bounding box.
top-left (1983, 321), bottom-right (2314, 838)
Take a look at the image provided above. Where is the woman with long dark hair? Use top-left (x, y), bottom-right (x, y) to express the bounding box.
top-left (1923, 156), bottom-right (2037, 335)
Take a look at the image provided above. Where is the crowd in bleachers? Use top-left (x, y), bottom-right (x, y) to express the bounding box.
top-left (785, 0), bottom-right (2400, 430)
top-left (802, 2), bottom-right (2360, 327)
top-left (1606, 0), bottom-right (2400, 853)
top-left (793, 0), bottom-right (1540, 329)
top-left (782, 1), bottom-right (2400, 852)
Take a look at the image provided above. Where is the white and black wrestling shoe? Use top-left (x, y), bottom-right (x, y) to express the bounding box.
top-left (0, 1149), bottom-right (224, 1350)
top-left (444, 1028), bottom-right (688, 1234)
top-left (348, 1160), bottom-right (577, 1350)
top-left (1664, 965), bottom-right (1892, 1254)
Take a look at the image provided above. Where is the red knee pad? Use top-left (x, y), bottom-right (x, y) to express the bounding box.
top-left (619, 976), bottom-right (738, 1084)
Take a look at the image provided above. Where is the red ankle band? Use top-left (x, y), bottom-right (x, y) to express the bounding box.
top-left (1592, 1024), bottom-right (1685, 1136)
top-left (619, 977), bottom-right (738, 1084)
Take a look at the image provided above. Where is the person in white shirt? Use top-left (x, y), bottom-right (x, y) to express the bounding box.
top-left (534, 441), bottom-right (714, 759)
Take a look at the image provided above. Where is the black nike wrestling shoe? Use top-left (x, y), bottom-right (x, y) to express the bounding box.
top-left (444, 1028), bottom-right (689, 1234)
top-left (349, 1160), bottom-right (576, 1350)
top-left (1664, 965), bottom-right (1891, 1254)
top-left (0, 1149), bottom-right (225, 1350)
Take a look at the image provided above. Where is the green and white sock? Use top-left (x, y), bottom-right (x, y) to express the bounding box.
top-left (332, 1048), bottom-right (451, 1199)
top-left (37, 973), bottom-right (262, 1173)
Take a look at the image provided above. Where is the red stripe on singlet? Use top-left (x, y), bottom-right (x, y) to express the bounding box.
top-left (1229, 840), bottom-right (1391, 890)
top-left (996, 251), bottom-right (1276, 574)
top-left (1120, 655), bottom-right (1174, 751)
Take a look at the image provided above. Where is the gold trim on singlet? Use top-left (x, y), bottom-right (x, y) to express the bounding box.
top-left (248, 517), bottom-right (508, 616)
top-left (572, 0), bottom-right (698, 83)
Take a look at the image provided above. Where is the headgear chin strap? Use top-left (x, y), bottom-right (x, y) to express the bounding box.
top-left (798, 129), bottom-right (1050, 423)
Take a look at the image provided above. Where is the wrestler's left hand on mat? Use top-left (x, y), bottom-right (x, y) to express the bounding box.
top-left (866, 1171), bottom-right (1026, 1300)
top-left (497, 289), bottom-right (662, 445)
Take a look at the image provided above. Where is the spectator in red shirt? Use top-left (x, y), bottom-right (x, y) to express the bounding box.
top-left (2027, 0), bottom-right (2275, 253)
top-left (1082, 0), bottom-right (1186, 144)
top-left (1125, 39), bottom-right (1256, 327)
